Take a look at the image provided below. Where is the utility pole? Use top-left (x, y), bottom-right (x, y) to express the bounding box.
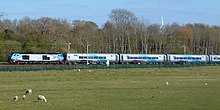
top-left (183, 45), bottom-right (186, 54)
top-left (86, 42), bottom-right (89, 65)
top-left (67, 42), bottom-right (71, 53)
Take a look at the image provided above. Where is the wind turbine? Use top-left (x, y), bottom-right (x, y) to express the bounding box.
top-left (160, 16), bottom-right (164, 29)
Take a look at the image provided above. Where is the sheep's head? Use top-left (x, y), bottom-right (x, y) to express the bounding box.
top-left (43, 98), bottom-right (47, 102)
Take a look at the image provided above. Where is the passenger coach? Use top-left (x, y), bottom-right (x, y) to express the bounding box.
top-left (119, 54), bottom-right (166, 64)
top-left (64, 53), bottom-right (119, 64)
top-left (167, 54), bottom-right (209, 63)
top-left (209, 55), bottom-right (220, 63)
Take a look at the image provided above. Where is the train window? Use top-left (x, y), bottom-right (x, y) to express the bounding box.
top-left (79, 56), bottom-right (83, 59)
top-left (214, 57), bottom-right (220, 60)
top-left (88, 57), bottom-right (93, 59)
top-left (94, 56), bottom-right (98, 59)
top-left (22, 55), bottom-right (29, 60)
top-left (43, 55), bottom-right (50, 60)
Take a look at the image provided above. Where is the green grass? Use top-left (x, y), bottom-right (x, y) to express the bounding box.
top-left (0, 66), bottom-right (220, 110)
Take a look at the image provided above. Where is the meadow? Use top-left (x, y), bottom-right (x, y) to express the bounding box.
top-left (0, 66), bottom-right (220, 110)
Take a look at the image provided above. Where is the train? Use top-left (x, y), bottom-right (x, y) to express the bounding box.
top-left (7, 52), bottom-right (220, 64)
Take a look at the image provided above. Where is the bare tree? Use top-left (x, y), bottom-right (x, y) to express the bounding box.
top-left (108, 9), bottom-right (138, 53)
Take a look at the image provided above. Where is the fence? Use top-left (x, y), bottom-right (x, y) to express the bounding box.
top-left (0, 63), bottom-right (219, 72)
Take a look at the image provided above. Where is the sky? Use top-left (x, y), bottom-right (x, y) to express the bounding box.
top-left (1, 0), bottom-right (220, 27)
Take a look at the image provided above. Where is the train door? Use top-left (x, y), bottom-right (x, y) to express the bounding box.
top-left (115, 54), bottom-right (118, 63)
top-left (121, 55), bottom-right (124, 63)
top-left (207, 55), bottom-right (210, 63)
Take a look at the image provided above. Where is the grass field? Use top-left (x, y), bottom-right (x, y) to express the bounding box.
top-left (0, 66), bottom-right (220, 110)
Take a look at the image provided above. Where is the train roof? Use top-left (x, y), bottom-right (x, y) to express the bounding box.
top-left (64, 53), bottom-right (118, 54)
top-left (9, 52), bottom-right (62, 54)
top-left (166, 54), bottom-right (207, 56)
top-left (120, 54), bottom-right (165, 55)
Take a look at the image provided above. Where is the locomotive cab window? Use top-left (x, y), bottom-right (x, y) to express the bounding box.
top-left (43, 55), bottom-right (50, 60)
top-left (22, 55), bottom-right (29, 60)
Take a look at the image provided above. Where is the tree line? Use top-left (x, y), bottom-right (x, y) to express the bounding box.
top-left (0, 9), bottom-right (220, 61)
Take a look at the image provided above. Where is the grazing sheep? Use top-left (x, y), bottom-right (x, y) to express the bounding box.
top-left (37, 95), bottom-right (47, 102)
top-left (165, 81), bottom-right (169, 85)
top-left (13, 96), bottom-right (18, 101)
top-left (204, 83), bottom-right (208, 86)
top-left (77, 69), bottom-right (81, 72)
top-left (25, 89), bottom-right (32, 95)
top-left (22, 95), bottom-right (26, 100)
top-left (88, 70), bottom-right (92, 72)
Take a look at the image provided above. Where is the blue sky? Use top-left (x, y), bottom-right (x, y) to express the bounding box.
top-left (1, 0), bottom-right (220, 27)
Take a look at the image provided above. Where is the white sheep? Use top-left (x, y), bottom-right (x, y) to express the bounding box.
top-left (165, 81), bottom-right (169, 85)
top-left (25, 89), bottom-right (32, 95)
top-left (22, 95), bottom-right (26, 100)
top-left (13, 96), bottom-right (18, 101)
top-left (37, 95), bottom-right (47, 102)
top-left (77, 69), bottom-right (81, 72)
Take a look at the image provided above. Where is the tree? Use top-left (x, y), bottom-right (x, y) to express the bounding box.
top-left (108, 9), bottom-right (138, 53)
